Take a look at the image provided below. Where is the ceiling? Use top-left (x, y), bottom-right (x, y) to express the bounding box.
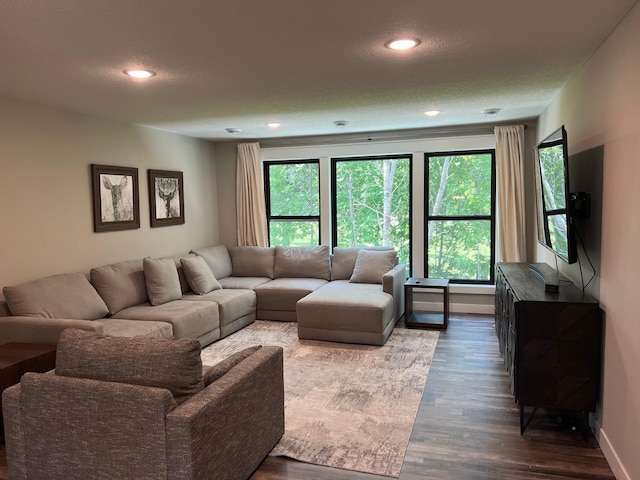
top-left (1, 0), bottom-right (637, 142)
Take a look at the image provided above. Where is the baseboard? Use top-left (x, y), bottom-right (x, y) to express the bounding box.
top-left (414, 301), bottom-right (495, 316)
top-left (598, 427), bottom-right (631, 480)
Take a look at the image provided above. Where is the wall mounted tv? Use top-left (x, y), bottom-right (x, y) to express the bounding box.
top-left (533, 125), bottom-right (578, 264)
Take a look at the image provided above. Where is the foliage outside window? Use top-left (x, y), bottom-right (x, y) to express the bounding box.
top-left (537, 144), bottom-right (569, 258)
top-left (332, 155), bottom-right (411, 270)
top-left (425, 150), bottom-right (495, 283)
top-left (264, 160), bottom-right (320, 246)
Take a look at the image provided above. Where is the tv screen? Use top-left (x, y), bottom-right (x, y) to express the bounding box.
top-left (534, 125), bottom-right (578, 264)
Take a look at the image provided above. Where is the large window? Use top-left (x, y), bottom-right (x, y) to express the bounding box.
top-left (264, 160), bottom-right (320, 246)
top-left (425, 150), bottom-right (495, 283)
top-left (332, 155), bottom-right (411, 269)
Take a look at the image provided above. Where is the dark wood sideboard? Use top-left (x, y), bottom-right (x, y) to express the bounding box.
top-left (494, 263), bottom-right (603, 434)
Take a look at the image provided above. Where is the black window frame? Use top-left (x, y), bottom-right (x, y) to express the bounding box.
top-left (424, 149), bottom-right (496, 284)
top-left (263, 159), bottom-right (321, 246)
top-left (331, 154), bottom-right (413, 272)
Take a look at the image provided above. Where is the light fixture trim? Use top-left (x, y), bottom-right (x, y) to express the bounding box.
top-left (424, 110), bottom-right (441, 117)
top-left (225, 127), bottom-right (242, 134)
top-left (123, 69), bottom-right (156, 79)
top-left (482, 108), bottom-right (502, 116)
top-left (266, 122), bottom-right (281, 128)
top-left (385, 38), bottom-right (421, 51)
top-left (334, 120), bottom-right (349, 127)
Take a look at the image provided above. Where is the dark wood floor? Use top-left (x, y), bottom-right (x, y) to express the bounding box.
top-left (0, 315), bottom-right (614, 479)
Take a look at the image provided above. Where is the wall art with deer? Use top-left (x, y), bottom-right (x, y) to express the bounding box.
top-left (91, 164), bottom-right (140, 232)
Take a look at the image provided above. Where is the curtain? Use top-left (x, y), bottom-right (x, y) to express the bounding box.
top-left (236, 142), bottom-right (269, 247)
top-left (495, 125), bottom-right (526, 262)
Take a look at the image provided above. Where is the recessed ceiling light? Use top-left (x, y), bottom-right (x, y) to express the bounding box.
top-left (334, 120), bottom-right (349, 127)
top-left (385, 38), bottom-right (421, 51)
top-left (424, 110), bottom-right (441, 117)
top-left (123, 69), bottom-right (156, 79)
top-left (225, 128), bottom-right (242, 134)
top-left (482, 108), bottom-right (501, 116)
top-left (266, 122), bottom-right (281, 128)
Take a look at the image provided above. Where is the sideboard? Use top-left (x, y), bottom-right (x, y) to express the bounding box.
top-left (494, 262), bottom-right (603, 435)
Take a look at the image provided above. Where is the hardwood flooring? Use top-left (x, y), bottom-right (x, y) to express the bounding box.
top-left (0, 315), bottom-right (614, 479)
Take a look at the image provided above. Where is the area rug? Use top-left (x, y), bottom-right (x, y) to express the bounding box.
top-left (201, 320), bottom-right (439, 478)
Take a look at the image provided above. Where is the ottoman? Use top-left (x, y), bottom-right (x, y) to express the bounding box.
top-left (296, 280), bottom-right (395, 345)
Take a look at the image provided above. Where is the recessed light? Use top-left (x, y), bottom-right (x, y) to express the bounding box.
top-left (123, 69), bottom-right (156, 79)
top-left (482, 108), bottom-right (501, 116)
top-left (225, 128), bottom-right (242, 134)
top-left (385, 38), bottom-right (421, 51)
top-left (424, 110), bottom-right (441, 117)
top-left (266, 122), bottom-right (281, 128)
top-left (334, 120), bottom-right (349, 127)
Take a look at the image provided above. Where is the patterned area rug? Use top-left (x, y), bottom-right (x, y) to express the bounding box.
top-left (201, 320), bottom-right (439, 478)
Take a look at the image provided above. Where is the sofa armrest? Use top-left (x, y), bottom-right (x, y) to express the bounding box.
top-left (0, 316), bottom-right (104, 345)
top-left (383, 264), bottom-right (407, 322)
top-left (166, 346), bottom-right (284, 480)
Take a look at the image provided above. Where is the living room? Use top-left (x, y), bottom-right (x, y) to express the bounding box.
top-left (1, 1), bottom-right (639, 479)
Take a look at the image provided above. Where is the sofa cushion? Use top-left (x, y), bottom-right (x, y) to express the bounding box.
top-left (4, 273), bottom-right (109, 320)
top-left (331, 246), bottom-right (395, 280)
top-left (203, 346), bottom-right (261, 385)
top-left (91, 259), bottom-right (148, 315)
top-left (228, 246), bottom-right (275, 278)
top-left (173, 253), bottom-right (195, 294)
top-left (182, 288), bottom-right (256, 327)
top-left (274, 245), bottom-right (330, 280)
top-left (191, 245), bottom-right (233, 279)
top-left (350, 249), bottom-right (397, 284)
top-left (56, 328), bottom-right (204, 405)
top-left (143, 257), bottom-right (182, 306)
top-left (181, 256), bottom-right (222, 294)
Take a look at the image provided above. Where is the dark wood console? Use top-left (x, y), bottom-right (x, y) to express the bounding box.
top-left (494, 263), bottom-right (602, 434)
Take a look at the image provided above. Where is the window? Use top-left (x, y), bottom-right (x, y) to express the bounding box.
top-left (332, 155), bottom-right (411, 269)
top-left (264, 160), bottom-right (320, 246)
top-left (425, 150), bottom-right (495, 283)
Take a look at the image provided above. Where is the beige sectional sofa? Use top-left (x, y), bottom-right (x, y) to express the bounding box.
top-left (0, 244), bottom-right (406, 347)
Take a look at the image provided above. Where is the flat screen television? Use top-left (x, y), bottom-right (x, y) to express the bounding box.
top-left (533, 125), bottom-right (578, 264)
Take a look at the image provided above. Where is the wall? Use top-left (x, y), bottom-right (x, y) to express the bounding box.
top-left (537, 3), bottom-right (640, 479)
top-left (0, 95), bottom-right (219, 299)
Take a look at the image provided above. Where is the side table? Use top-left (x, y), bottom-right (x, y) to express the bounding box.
top-left (404, 278), bottom-right (450, 330)
top-left (0, 342), bottom-right (57, 443)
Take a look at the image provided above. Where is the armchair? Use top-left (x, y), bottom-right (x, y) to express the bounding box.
top-left (2, 329), bottom-right (284, 480)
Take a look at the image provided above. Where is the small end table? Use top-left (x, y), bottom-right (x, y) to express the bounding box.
top-left (404, 278), bottom-right (450, 330)
top-left (0, 342), bottom-right (57, 443)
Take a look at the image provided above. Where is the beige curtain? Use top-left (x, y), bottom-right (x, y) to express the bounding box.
top-left (495, 125), bottom-right (526, 262)
top-left (236, 142), bottom-right (269, 246)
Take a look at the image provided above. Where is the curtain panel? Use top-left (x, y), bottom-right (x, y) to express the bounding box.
top-left (495, 125), bottom-right (526, 262)
top-left (236, 142), bottom-right (269, 247)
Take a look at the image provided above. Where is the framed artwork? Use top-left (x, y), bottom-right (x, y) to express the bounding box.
top-left (148, 169), bottom-right (185, 227)
top-left (91, 164), bottom-right (140, 232)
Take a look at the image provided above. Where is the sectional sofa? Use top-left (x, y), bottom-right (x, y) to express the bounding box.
top-left (0, 245), bottom-right (406, 347)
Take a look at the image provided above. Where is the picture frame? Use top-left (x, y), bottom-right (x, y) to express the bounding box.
top-left (91, 164), bottom-right (140, 232)
top-left (148, 169), bottom-right (185, 227)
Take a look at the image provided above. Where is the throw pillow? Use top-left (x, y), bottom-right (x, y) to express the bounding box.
top-left (3, 272), bottom-right (109, 320)
top-left (349, 249), bottom-right (397, 284)
top-left (203, 346), bottom-right (262, 385)
top-left (181, 256), bottom-right (222, 294)
top-left (56, 328), bottom-right (204, 405)
top-left (143, 257), bottom-right (182, 306)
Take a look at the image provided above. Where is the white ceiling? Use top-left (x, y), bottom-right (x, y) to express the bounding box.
top-left (1, 0), bottom-right (637, 141)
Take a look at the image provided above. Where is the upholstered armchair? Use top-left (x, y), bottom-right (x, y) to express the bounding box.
top-left (2, 329), bottom-right (284, 480)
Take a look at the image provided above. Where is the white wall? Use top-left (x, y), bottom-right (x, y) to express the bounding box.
top-left (538, 3), bottom-right (640, 479)
top-left (0, 95), bottom-right (219, 299)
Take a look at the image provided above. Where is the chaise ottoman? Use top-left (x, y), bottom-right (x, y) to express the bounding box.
top-left (296, 280), bottom-right (395, 346)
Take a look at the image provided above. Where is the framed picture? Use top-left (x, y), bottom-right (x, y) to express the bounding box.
top-left (91, 164), bottom-right (140, 232)
top-left (148, 169), bottom-right (185, 227)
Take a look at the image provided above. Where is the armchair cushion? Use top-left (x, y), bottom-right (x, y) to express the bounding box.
top-left (3, 272), bottom-right (109, 320)
top-left (143, 257), bottom-right (182, 306)
top-left (350, 249), bottom-right (397, 284)
top-left (203, 345), bottom-right (261, 385)
top-left (56, 328), bottom-right (204, 405)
